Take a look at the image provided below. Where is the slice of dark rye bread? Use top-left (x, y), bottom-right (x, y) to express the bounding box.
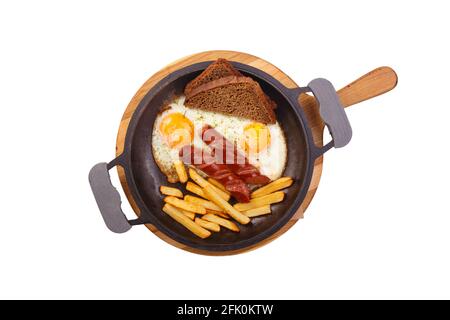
top-left (184, 59), bottom-right (243, 96)
top-left (184, 58), bottom-right (277, 110)
top-left (185, 76), bottom-right (277, 124)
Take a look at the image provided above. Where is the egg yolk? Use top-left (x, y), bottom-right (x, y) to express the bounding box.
top-left (242, 122), bottom-right (271, 154)
top-left (159, 113), bottom-right (194, 149)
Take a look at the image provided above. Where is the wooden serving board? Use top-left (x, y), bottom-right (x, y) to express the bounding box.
top-left (115, 50), bottom-right (397, 255)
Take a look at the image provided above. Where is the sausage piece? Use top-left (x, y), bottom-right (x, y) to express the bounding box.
top-left (179, 145), bottom-right (251, 203)
top-left (201, 124), bottom-right (271, 185)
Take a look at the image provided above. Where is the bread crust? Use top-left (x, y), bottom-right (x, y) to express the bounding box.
top-left (184, 59), bottom-right (242, 96)
top-left (185, 76), bottom-right (276, 124)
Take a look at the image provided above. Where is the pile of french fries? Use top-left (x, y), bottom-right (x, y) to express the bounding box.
top-left (160, 163), bottom-right (294, 239)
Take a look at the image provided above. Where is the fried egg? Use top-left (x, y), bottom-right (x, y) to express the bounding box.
top-left (151, 96), bottom-right (287, 183)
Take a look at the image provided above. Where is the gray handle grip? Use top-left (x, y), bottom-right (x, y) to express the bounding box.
top-left (89, 162), bottom-right (132, 233)
top-left (308, 78), bottom-right (352, 149)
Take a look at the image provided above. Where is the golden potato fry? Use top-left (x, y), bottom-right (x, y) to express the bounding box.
top-left (159, 186), bottom-right (183, 198)
top-left (209, 184), bottom-right (231, 200)
top-left (207, 178), bottom-right (229, 194)
top-left (184, 195), bottom-right (222, 212)
top-left (162, 204), bottom-right (210, 238)
top-left (186, 181), bottom-right (208, 199)
top-left (186, 183), bottom-right (230, 220)
top-left (163, 196), bottom-right (206, 214)
top-left (251, 177), bottom-right (293, 198)
top-left (174, 160), bottom-right (188, 183)
top-left (195, 218), bottom-right (220, 232)
top-left (234, 191), bottom-right (285, 211)
top-left (243, 205), bottom-right (271, 218)
top-left (180, 209), bottom-right (195, 220)
top-left (188, 168), bottom-right (208, 187)
top-left (186, 183), bottom-right (230, 218)
top-left (203, 185), bottom-right (250, 225)
top-left (188, 168), bottom-right (231, 201)
top-left (202, 214), bottom-right (239, 232)
top-left (205, 209), bottom-right (230, 219)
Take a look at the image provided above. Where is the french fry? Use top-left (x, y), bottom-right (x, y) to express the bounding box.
top-left (251, 177), bottom-right (293, 198)
top-left (184, 195), bottom-right (222, 212)
top-left (174, 160), bottom-right (188, 183)
top-left (163, 196), bottom-right (206, 214)
top-left (186, 183), bottom-right (230, 218)
top-left (205, 209), bottom-right (230, 219)
top-left (203, 185), bottom-right (250, 225)
top-left (234, 191), bottom-right (285, 211)
top-left (186, 181), bottom-right (208, 199)
top-left (189, 168), bottom-right (231, 201)
top-left (207, 178), bottom-right (229, 194)
top-left (210, 186), bottom-right (231, 202)
top-left (162, 204), bottom-right (210, 238)
top-left (188, 168), bottom-right (208, 187)
top-left (243, 205), bottom-right (271, 218)
top-left (159, 186), bottom-right (183, 198)
top-left (195, 218), bottom-right (220, 232)
top-left (180, 209), bottom-right (195, 220)
top-left (202, 214), bottom-right (239, 232)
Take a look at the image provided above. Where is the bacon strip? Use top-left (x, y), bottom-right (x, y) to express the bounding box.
top-left (179, 145), bottom-right (251, 203)
top-left (201, 124), bottom-right (271, 185)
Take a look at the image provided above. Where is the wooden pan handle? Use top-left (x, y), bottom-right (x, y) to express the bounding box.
top-left (337, 66), bottom-right (398, 108)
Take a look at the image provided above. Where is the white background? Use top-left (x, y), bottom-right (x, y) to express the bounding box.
top-left (1, 0), bottom-right (449, 300)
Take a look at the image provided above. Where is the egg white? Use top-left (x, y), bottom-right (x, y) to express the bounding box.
top-left (151, 95), bottom-right (287, 182)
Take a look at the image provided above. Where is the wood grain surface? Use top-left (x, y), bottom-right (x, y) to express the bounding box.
top-left (115, 50), bottom-right (397, 255)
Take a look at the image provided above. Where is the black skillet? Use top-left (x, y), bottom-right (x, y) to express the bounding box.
top-left (89, 61), bottom-right (352, 252)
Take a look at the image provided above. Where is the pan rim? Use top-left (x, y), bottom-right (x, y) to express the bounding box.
top-left (120, 61), bottom-right (316, 252)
